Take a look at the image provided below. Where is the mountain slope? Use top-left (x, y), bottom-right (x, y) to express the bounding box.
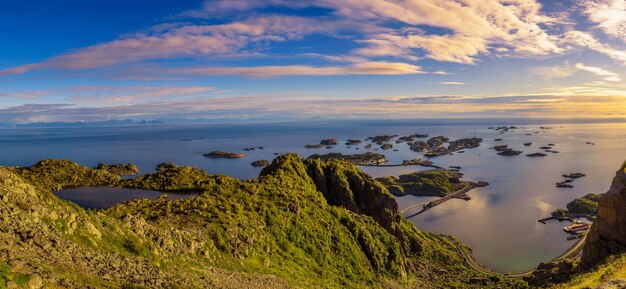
top-left (0, 154), bottom-right (523, 288)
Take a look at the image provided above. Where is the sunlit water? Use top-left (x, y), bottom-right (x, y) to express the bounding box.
top-left (0, 121), bottom-right (624, 272)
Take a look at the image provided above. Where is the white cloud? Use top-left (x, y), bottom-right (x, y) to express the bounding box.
top-left (575, 63), bottom-right (622, 81)
top-left (529, 64), bottom-right (577, 79)
top-left (1, 0), bottom-right (624, 80)
top-left (167, 62), bottom-right (424, 77)
top-left (582, 0), bottom-right (626, 40)
top-left (435, 82), bottom-right (466, 85)
top-left (561, 30), bottom-right (626, 64)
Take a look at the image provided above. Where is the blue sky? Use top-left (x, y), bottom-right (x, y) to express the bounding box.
top-left (0, 0), bottom-right (625, 122)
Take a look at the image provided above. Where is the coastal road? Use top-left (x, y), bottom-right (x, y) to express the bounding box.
top-left (445, 234), bottom-right (587, 279)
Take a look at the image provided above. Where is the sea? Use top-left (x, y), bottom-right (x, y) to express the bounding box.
top-left (1, 119), bottom-right (624, 273)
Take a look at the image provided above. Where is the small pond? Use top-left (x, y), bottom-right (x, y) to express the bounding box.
top-left (55, 186), bottom-right (194, 209)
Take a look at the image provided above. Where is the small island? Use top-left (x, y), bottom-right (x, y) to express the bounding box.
top-left (345, 139), bottom-right (362, 145)
top-left (203, 151), bottom-right (246, 158)
top-left (556, 173), bottom-right (586, 188)
top-left (377, 170), bottom-right (466, 197)
top-left (308, 152), bottom-right (387, 165)
top-left (410, 137), bottom-right (481, 157)
top-left (549, 194), bottom-right (602, 220)
top-left (381, 143), bottom-right (393, 150)
top-left (367, 135), bottom-right (398, 144)
top-left (320, 138), bottom-right (338, 145)
top-left (251, 160), bottom-right (270, 167)
top-left (493, 145), bottom-right (522, 156)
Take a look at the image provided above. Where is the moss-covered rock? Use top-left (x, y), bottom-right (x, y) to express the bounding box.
top-left (566, 194), bottom-right (602, 217)
top-left (95, 163), bottom-right (139, 176)
top-left (13, 159), bottom-right (120, 191)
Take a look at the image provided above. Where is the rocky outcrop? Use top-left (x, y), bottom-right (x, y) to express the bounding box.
top-left (302, 157), bottom-right (399, 231)
top-left (525, 259), bottom-right (578, 287)
top-left (95, 163), bottom-right (139, 176)
top-left (582, 162), bottom-right (626, 268)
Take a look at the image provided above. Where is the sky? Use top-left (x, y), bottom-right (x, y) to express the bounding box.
top-left (0, 0), bottom-right (625, 123)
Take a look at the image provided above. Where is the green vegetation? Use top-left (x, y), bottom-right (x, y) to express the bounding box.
top-left (546, 254), bottom-right (626, 289)
top-left (0, 262), bottom-right (31, 289)
top-left (118, 163), bottom-right (238, 193)
top-left (551, 208), bottom-right (569, 218)
top-left (566, 194), bottom-right (602, 217)
top-left (95, 163), bottom-right (139, 176)
top-left (2, 155), bottom-right (523, 288)
top-left (14, 159), bottom-right (119, 191)
top-left (376, 170), bottom-right (463, 196)
top-left (549, 194), bottom-right (602, 219)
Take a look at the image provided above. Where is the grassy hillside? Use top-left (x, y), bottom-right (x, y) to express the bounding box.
top-left (0, 154), bottom-right (525, 288)
top-left (546, 254), bottom-right (626, 289)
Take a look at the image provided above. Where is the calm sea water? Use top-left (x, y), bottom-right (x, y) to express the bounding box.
top-left (0, 120), bottom-right (624, 273)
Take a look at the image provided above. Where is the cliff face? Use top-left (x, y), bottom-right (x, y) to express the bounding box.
top-left (582, 162), bottom-right (626, 268)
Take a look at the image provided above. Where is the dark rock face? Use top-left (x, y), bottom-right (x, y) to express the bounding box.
top-left (582, 163), bottom-right (626, 268)
top-left (303, 158), bottom-right (399, 231)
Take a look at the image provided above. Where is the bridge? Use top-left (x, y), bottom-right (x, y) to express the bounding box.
top-left (399, 182), bottom-right (480, 217)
